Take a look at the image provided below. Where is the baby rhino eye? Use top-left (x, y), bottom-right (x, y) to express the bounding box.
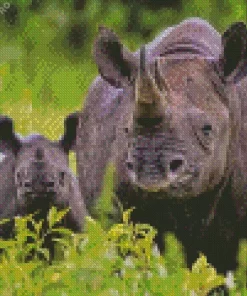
top-left (201, 124), bottom-right (212, 136)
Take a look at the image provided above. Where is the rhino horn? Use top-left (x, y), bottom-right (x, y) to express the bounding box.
top-left (154, 58), bottom-right (170, 94)
top-left (135, 46), bottom-right (168, 108)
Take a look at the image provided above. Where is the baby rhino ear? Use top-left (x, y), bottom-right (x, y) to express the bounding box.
top-left (93, 26), bottom-right (138, 88)
top-left (0, 116), bottom-right (21, 154)
top-left (59, 112), bottom-right (79, 153)
top-left (220, 22), bottom-right (247, 81)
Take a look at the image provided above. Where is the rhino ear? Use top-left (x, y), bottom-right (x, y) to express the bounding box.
top-left (221, 22), bottom-right (247, 80)
top-left (0, 116), bottom-right (21, 154)
top-left (93, 26), bottom-right (138, 88)
top-left (60, 112), bottom-right (79, 153)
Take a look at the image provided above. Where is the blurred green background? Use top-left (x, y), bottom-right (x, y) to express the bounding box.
top-left (0, 0), bottom-right (246, 173)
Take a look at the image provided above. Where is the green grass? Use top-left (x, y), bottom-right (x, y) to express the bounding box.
top-left (0, 207), bottom-right (241, 296)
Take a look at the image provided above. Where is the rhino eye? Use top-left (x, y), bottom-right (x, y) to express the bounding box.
top-left (16, 172), bottom-right (21, 180)
top-left (202, 124), bottom-right (212, 136)
top-left (24, 182), bottom-right (32, 188)
top-left (59, 172), bottom-right (65, 186)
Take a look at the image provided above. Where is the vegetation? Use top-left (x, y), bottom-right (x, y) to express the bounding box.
top-left (0, 0), bottom-right (247, 294)
top-left (0, 207), bottom-right (241, 296)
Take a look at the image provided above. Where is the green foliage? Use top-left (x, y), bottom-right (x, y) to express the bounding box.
top-left (163, 233), bottom-right (186, 275)
top-left (185, 254), bottom-right (225, 295)
top-left (0, 0), bottom-right (246, 116)
top-left (90, 163), bottom-right (116, 226)
top-left (234, 239), bottom-right (247, 294)
top-left (0, 207), bottom-right (244, 295)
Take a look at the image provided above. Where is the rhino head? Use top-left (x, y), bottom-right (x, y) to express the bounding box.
top-left (93, 22), bottom-right (247, 198)
top-left (0, 113), bottom-right (84, 225)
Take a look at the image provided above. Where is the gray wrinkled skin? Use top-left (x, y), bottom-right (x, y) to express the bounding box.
top-left (76, 18), bottom-right (247, 279)
top-left (0, 115), bottom-right (87, 235)
top-left (120, 59), bottom-right (230, 198)
top-left (76, 17), bottom-right (225, 208)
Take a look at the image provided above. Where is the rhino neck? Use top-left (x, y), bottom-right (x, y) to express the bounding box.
top-left (116, 173), bottom-right (233, 230)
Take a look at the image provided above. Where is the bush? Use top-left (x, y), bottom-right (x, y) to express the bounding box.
top-left (0, 206), bottom-right (242, 295)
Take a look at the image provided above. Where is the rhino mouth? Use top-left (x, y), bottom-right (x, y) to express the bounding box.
top-left (125, 131), bottom-right (202, 194)
top-left (15, 168), bottom-right (70, 214)
top-left (15, 191), bottom-right (54, 217)
top-left (20, 190), bottom-right (56, 204)
top-left (17, 191), bottom-right (70, 218)
top-left (130, 171), bottom-right (196, 192)
top-left (16, 182), bottom-right (62, 215)
top-left (126, 159), bottom-right (200, 194)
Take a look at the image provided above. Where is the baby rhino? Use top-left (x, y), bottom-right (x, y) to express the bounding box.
top-left (0, 113), bottom-right (87, 240)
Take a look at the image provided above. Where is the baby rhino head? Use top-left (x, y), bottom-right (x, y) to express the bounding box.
top-left (0, 113), bottom-right (78, 213)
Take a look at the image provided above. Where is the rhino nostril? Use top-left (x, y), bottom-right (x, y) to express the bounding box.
top-left (126, 162), bottom-right (134, 171)
top-left (157, 163), bottom-right (166, 174)
top-left (169, 159), bottom-right (183, 172)
top-left (46, 182), bottom-right (55, 187)
top-left (59, 172), bottom-right (65, 180)
top-left (16, 172), bottom-right (21, 182)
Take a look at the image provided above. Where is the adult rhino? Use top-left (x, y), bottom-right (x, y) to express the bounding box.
top-left (76, 17), bottom-right (247, 279)
top-left (0, 113), bottom-right (87, 241)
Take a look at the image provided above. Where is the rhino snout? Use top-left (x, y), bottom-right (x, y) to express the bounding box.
top-left (126, 153), bottom-right (188, 190)
top-left (15, 168), bottom-right (67, 195)
top-left (126, 155), bottom-right (185, 176)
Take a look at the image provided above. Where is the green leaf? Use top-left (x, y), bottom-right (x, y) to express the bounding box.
top-left (51, 227), bottom-right (74, 236)
top-left (48, 207), bottom-right (70, 229)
